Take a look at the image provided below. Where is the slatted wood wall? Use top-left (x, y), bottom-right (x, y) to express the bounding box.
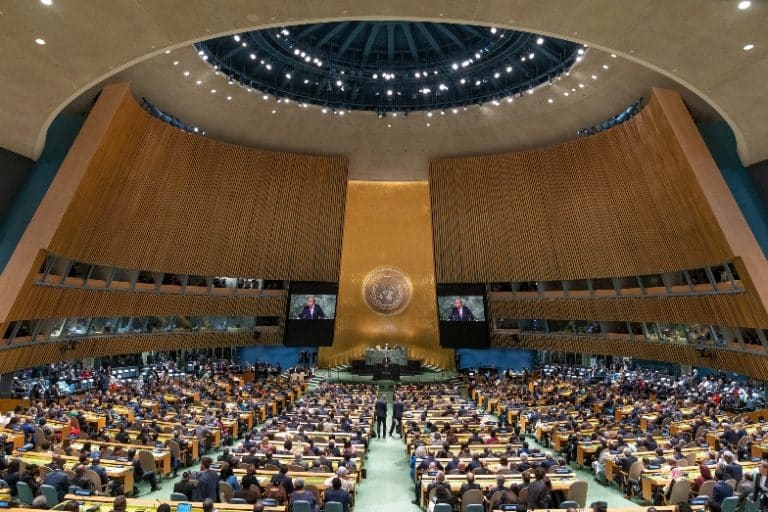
top-left (492, 334), bottom-right (768, 380)
top-left (47, 86), bottom-right (348, 280)
top-left (429, 92), bottom-right (732, 283)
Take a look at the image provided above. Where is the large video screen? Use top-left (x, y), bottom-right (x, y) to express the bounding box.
top-left (284, 282), bottom-right (338, 346)
top-left (437, 283), bottom-right (490, 348)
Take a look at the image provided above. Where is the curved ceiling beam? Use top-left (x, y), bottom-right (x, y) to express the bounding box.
top-left (337, 22), bottom-right (368, 59)
top-left (401, 24), bottom-right (421, 65)
top-left (361, 23), bottom-right (382, 63)
top-left (415, 23), bottom-right (446, 60)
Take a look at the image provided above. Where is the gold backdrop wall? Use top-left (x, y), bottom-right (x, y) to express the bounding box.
top-left (319, 181), bottom-right (453, 368)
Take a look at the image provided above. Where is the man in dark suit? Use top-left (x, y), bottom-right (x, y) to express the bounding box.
top-left (375, 395), bottom-right (387, 439)
top-left (298, 296), bottom-right (325, 319)
top-left (448, 298), bottom-right (475, 321)
top-left (723, 452), bottom-right (743, 483)
top-left (709, 470), bottom-right (733, 512)
top-left (390, 396), bottom-right (404, 437)
top-left (753, 461), bottom-right (768, 509)
top-left (173, 472), bottom-right (196, 500)
top-left (323, 477), bottom-right (351, 512)
top-left (195, 457), bottom-right (219, 502)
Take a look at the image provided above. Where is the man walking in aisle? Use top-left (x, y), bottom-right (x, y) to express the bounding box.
top-left (375, 394), bottom-right (388, 439)
top-left (390, 394), bottom-right (404, 437)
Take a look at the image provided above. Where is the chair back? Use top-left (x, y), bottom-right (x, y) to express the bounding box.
top-left (465, 504), bottom-right (484, 512)
top-left (16, 481), bottom-right (34, 505)
top-left (686, 452), bottom-right (699, 466)
top-left (721, 495), bottom-right (741, 512)
top-left (0, 480), bottom-right (8, 489)
top-left (170, 492), bottom-right (188, 501)
top-left (434, 504), bottom-right (453, 512)
top-left (168, 440), bottom-right (182, 460)
top-left (218, 481), bottom-right (234, 503)
top-left (667, 478), bottom-right (692, 505)
top-left (138, 449), bottom-right (156, 474)
top-left (291, 500), bottom-right (311, 512)
top-left (264, 463), bottom-right (280, 471)
top-left (84, 469), bottom-right (102, 492)
top-left (560, 501), bottom-right (578, 509)
top-left (229, 498), bottom-right (247, 505)
top-left (566, 480), bottom-right (588, 508)
top-left (461, 489), bottom-right (485, 512)
top-left (40, 484), bottom-right (60, 507)
top-left (628, 460), bottom-right (645, 480)
top-left (697, 479), bottom-right (716, 497)
top-left (324, 502), bottom-right (343, 512)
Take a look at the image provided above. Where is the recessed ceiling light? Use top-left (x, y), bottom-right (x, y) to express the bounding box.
top-left (183, 71), bottom-right (189, 77)
top-left (40, 0), bottom-right (52, 5)
top-left (196, 80), bottom-right (202, 85)
top-left (173, 61), bottom-right (179, 66)
top-left (738, 1), bottom-right (751, 9)
top-left (426, 123), bottom-right (431, 127)
top-left (577, 48), bottom-right (585, 55)
top-left (591, 75), bottom-right (598, 80)
top-left (563, 92), bottom-right (569, 96)
top-left (610, 53), bottom-right (617, 58)
top-left (579, 83), bottom-right (585, 88)
top-left (536, 37), bottom-right (544, 45)
top-left (271, 110), bottom-right (276, 114)
top-left (233, 35), bottom-right (241, 42)
top-left (548, 98), bottom-right (554, 103)
top-left (387, 124), bottom-right (391, 128)
top-left (743, 43), bottom-right (754, 51)
top-left (35, 38), bottom-right (46, 45)
top-left (490, 27), bottom-right (497, 34)
top-left (226, 96), bottom-right (232, 100)
top-left (164, 50), bottom-right (171, 54)
top-left (603, 64), bottom-right (609, 69)
top-left (262, 94), bottom-right (269, 100)
top-left (210, 89), bottom-right (216, 94)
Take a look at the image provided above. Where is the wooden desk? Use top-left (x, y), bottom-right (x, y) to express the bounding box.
top-left (15, 452), bottom-right (135, 496)
top-left (59, 494), bottom-right (284, 511)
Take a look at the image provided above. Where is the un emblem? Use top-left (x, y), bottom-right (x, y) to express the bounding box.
top-left (362, 267), bottom-right (413, 315)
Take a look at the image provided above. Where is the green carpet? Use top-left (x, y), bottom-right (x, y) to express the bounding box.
top-left (353, 388), bottom-right (421, 512)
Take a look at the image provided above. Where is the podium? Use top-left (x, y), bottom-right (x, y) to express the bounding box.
top-left (372, 363), bottom-right (400, 381)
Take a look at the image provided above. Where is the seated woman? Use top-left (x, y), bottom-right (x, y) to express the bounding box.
top-left (693, 464), bottom-right (713, 493)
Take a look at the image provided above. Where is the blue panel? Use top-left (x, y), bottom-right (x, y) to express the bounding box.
top-left (236, 346), bottom-right (313, 370)
top-left (0, 113), bottom-right (85, 273)
top-left (456, 348), bottom-right (534, 370)
top-left (697, 122), bottom-right (768, 258)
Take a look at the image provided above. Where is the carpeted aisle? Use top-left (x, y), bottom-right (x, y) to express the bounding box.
top-left (353, 389), bottom-right (422, 512)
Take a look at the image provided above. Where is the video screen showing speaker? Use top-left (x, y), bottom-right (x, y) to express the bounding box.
top-left (436, 283), bottom-right (489, 348)
top-left (284, 282), bottom-right (338, 346)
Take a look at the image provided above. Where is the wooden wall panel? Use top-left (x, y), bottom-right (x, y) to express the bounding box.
top-left (7, 285), bottom-right (286, 319)
top-left (47, 84), bottom-right (348, 280)
top-left (492, 334), bottom-right (768, 380)
top-left (429, 91), bottom-right (732, 283)
top-left (0, 331), bottom-right (281, 373)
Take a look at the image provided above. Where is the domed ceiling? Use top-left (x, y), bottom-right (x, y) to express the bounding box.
top-left (194, 21), bottom-right (582, 113)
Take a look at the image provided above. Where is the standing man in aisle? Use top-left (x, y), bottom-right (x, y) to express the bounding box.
top-left (390, 395), bottom-right (404, 437)
top-left (375, 394), bottom-right (388, 439)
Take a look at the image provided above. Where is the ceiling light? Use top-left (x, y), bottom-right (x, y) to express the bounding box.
top-left (284, 98), bottom-right (290, 104)
top-left (40, 0), bottom-right (53, 4)
top-left (452, 108), bottom-right (458, 114)
top-left (285, 73), bottom-right (292, 79)
top-left (490, 27), bottom-right (498, 34)
top-left (591, 75), bottom-right (598, 80)
top-left (415, 72), bottom-right (421, 78)
top-left (196, 80), bottom-right (202, 85)
top-left (183, 71), bottom-right (190, 77)
top-left (451, 63), bottom-right (459, 70)
top-left (576, 56), bottom-right (583, 63)
top-left (494, 72), bottom-right (500, 79)
top-left (521, 56), bottom-right (526, 62)
top-left (262, 94), bottom-right (268, 100)
top-left (300, 52), bottom-right (306, 57)
top-left (579, 83), bottom-right (585, 88)
top-left (577, 48), bottom-right (585, 55)
top-left (548, 98), bottom-right (554, 103)
top-left (193, 127), bottom-right (199, 133)
top-left (743, 43), bottom-right (754, 51)
top-left (738, 0), bottom-right (751, 9)
top-left (271, 110), bottom-right (276, 114)
top-left (492, 100), bottom-right (500, 106)
top-left (610, 53), bottom-right (617, 58)
top-left (506, 66), bottom-right (513, 73)
top-left (293, 49), bottom-right (300, 55)
top-left (426, 123), bottom-right (431, 127)
top-left (536, 37), bottom-right (544, 45)
top-left (172, 61), bottom-right (179, 66)
top-left (321, 108), bottom-right (328, 114)
top-left (392, 113), bottom-right (397, 117)
top-left (265, 64), bottom-right (272, 70)
top-left (603, 64), bottom-right (609, 69)
top-left (387, 90), bottom-right (393, 96)
top-left (210, 89), bottom-right (216, 94)
top-left (336, 80), bottom-right (343, 86)
top-left (475, 53), bottom-right (481, 59)
top-left (427, 112), bottom-right (433, 117)
top-left (233, 35), bottom-right (241, 42)
top-left (338, 111), bottom-right (345, 116)
top-left (226, 96), bottom-right (232, 100)
top-left (440, 110), bottom-right (445, 115)
top-left (563, 92), bottom-right (569, 96)
top-left (460, 78), bottom-right (466, 84)
top-left (387, 124), bottom-right (391, 128)
top-left (198, 50), bottom-right (205, 56)
top-left (506, 97), bottom-right (513, 103)
top-left (241, 42), bottom-right (247, 47)
top-left (164, 50), bottom-right (171, 54)
top-left (250, 53), bottom-right (256, 60)
top-left (529, 53), bottom-right (535, 59)
top-left (35, 38), bottom-right (46, 45)
top-left (372, 73), bottom-right (378, 79)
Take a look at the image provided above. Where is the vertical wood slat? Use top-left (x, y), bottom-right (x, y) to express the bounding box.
top-left (46, 86), bottom-right (348, 281)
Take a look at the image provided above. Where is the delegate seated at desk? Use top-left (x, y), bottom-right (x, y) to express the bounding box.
top-left (298, 297), bottom-right (325, 320)
top-left (448, 298), bottom-right (475, 321)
